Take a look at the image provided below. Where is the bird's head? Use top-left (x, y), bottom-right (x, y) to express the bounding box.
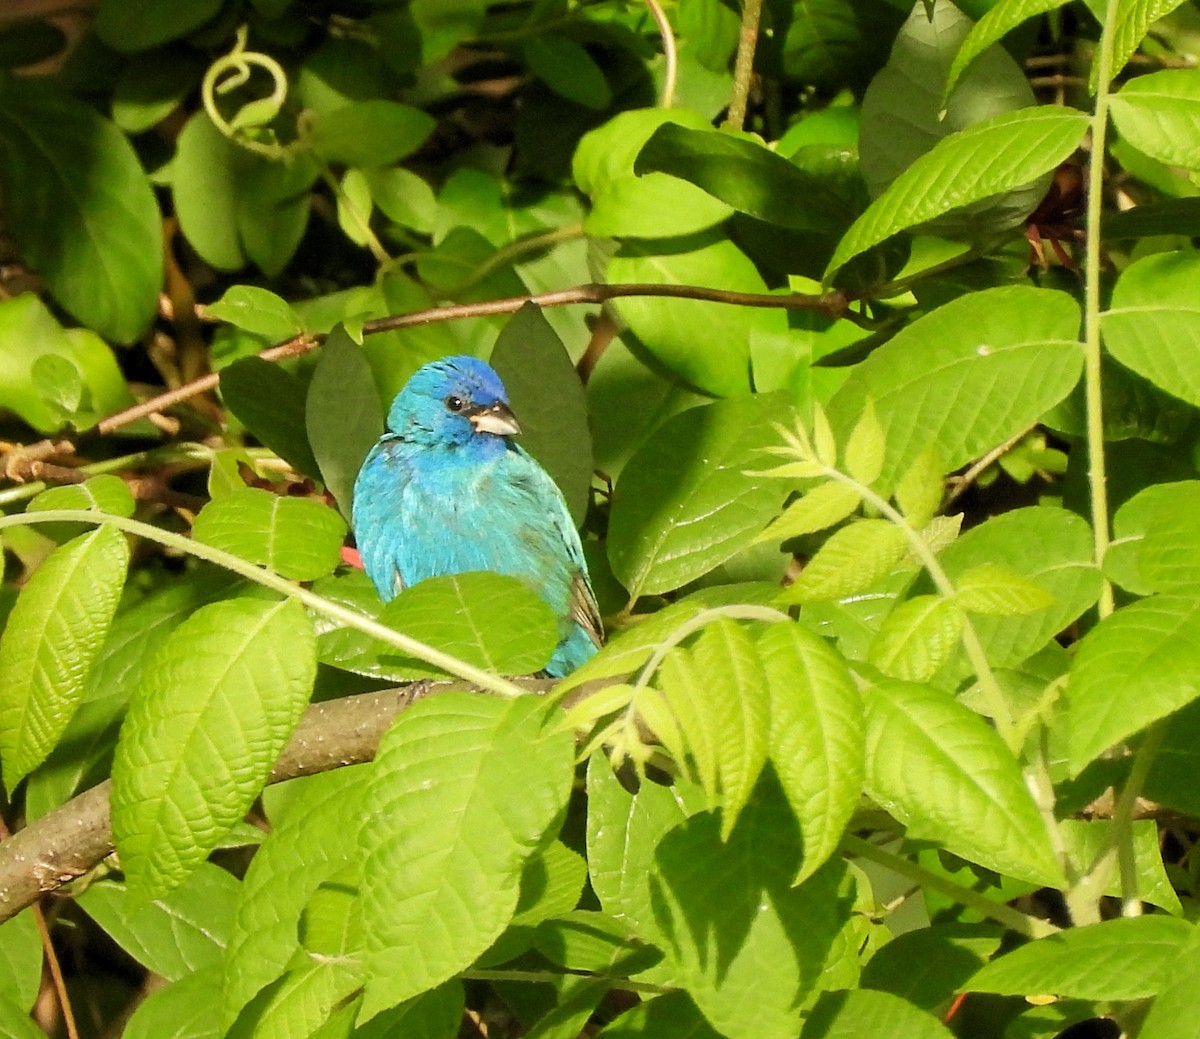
top-left (386, 355), bottom-right (521, 448)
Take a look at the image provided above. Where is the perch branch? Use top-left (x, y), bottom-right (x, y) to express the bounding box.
top-left (0, 677), bottom-right (552, 924)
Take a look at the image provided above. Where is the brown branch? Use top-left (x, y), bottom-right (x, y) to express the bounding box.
top-left (94, 282), bottom-right (847, 438)
top-left (0, 677), bottom-right (553, 925)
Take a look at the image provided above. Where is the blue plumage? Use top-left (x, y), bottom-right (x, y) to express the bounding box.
top-left (352, 355), bottom-right (601, 677)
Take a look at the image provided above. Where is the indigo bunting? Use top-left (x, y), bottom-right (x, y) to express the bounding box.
top-left (352, 355), bottom-right (602, 677)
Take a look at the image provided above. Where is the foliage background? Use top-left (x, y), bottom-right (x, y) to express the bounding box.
top-left (1, 0), bottom-right (1200, 1037)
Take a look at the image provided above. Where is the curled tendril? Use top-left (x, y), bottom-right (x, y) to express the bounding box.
top-left (201, 25), bottom-right (292, 159)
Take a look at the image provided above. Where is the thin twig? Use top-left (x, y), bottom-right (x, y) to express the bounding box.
top-left (724, 0), bottom-right (763, 130)
top-left (643, 0), bottom-right (677, 108)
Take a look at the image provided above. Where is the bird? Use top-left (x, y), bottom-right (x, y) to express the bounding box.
top-left (351, 354), bottom-right (602, 678)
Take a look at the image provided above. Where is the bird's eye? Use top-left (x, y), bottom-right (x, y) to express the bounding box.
top-left (445, 395), bottom-right (466, 413)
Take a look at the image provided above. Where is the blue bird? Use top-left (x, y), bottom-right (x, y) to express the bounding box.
top-left (352, 355), bottom-right (602, 677)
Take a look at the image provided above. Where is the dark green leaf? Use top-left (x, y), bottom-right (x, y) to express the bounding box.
top-left (523, 36), bottom-right (611, 110)
top-left (0, 74), bottom-right (162, 343)
top-left (220, 358), bottom-right (322, 479)
top-left (306, 324), bottom-right (385, 520)
top-left (308, 101), bottom-right (435, 168)
top-left (95, 0), bottom-right (222, 51)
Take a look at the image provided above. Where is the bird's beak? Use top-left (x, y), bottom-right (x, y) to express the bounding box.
top-left (468, 401), bottom-right (521, 436)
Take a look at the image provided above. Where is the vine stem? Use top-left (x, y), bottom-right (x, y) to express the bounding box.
top-left (464, 968), bottom-right (672, 995)
top-left (0, 510), bottom-right (527, 700)
top-left (842, 835), bottom-right (1058, 939)
top-left (724, 0), bottom-right (763, 131)
top-left (1084, 0), bottom-right (1119, 619)
top-left (643, 0), bottom-right (677, 108)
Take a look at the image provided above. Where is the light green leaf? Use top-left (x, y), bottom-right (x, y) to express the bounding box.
top-left (308, 100), bottom-right (435, 167)
top-left (945, 0), bottom-right (1071, 100)
top-left (801, 988), bottom-right (954, 1039)
top-left (1139, 932), bottom-right (1200, 1039)
top-left (363, 166), bottom-right (438, 234)
top-left (595, 992), bottom-right (724, 1039)
top-left (868, 596), bottom-right (964, 682)
top-left (759, 622), bottom-right (865, 883)
top-left (28, 474), bottom-right (136, 543)
top-left (585, 172), bottom-right (733, 238)
top-left (1100, 1), bottom-right (1192, 91)
top-left (360, 694), bottom-right (574, 1018)
top-left (753, 479), bottom-right (862, 545)
top-left (0, 526), bottom-right (128, 789)
top-left (826, 107), bottom-right (1089, 278)
top-left (376, 572), bottom-right (560, 678)
top-left (609, 395), bottom-right (793, 598)
top-left (77, 865), bottom-right (239, 981)
top-left (1059, 819), bottom-right (1182, 915)
top-left (606, 237), bottom-right (771, 397)
top-left (1102, 249), bottom-right (1200, 407)
top-left (782, 520), bottom-right (909, 603)
top-left (1109, 68), bottom-right (1200, 170)
top-left (191, 487), bottom-right (347, 582)
top-left (658, 619), bottom-right (770, 837)
top-left (0, 75), bottom-right (162, 342)
top-left (573, 108), bottom-right (716, 197)
top-left (862, 678), bottom-right (1065, 886)
top-left (0, 294), bottom-right (135, 434)
top-left (956, 562), bottom-right (1057, 616)
top-left (111, 598), bottom-right (316, 899)
top-left (1066, 594), bottom-right (1200, 775)
top-left (827, 287), bottom-right (1083, 489)
top-left (936, 507), bottom-right (1100, 667)
top-left (844, 400), bottom-right (885, 487)
top-left (204, 286), bottom-right (304, 341)
top-left (223, 767), bottom-right (371, 1026)
top-left (967, 916), bottom-right (1195, 1000)
top-left (893, 445), bottom-right (946, 528)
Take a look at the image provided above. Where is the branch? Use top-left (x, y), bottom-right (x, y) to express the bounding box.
top-left (94, 281), bottom-right (847, 437)
top-left (0, 677), bottom-right (552, 924)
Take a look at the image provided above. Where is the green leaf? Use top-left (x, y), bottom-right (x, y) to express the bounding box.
top-left (192, 487), bottom-right (347, 582)
top-left (0, 74), bottom-right (162, 343)
top-left (753, 479), bottom-right (862, 545)
top-left (308, 100), bottom-right (435, 167)
top-left (1139, 933), bottom-right (1200, 1039)
top-left (77, 865), bottom-right (239, 981)
top-left (585, 172), bottom-right (733, 239)
top-left (111, 598), bottom-right (316, 899)
top-left (868, 596), bottom-right (964, 682)
top-left (826, 107), bottom-right (1088, 278)
top-left (122, 966), bottom-right (223, 1039)
top-left (936, 506), bottom-right (1101, 667)
top-left (609, 395), bottom-right (793, 598)
top-left (1100, 0), bottom-right (1192, 91)
top-left (862, 677), bottom-right (1065, 886)
top-left (490, 303), bottom-right (593, 526)
top-left (759, 622), bottom-right (865, 883)
top-left (28, 474), bottom-right (136, 542)
top-left (967, 917), bottom-right (1195, 1000)
top-left (95, 0), bottom-right (222, 51)
top-left (0, 526), bottom-right (128, 789)
top-left (307, 324), bottom-right (384, 520)
top-left (596, 992), bottom-right (724, 1039)
top-left (220, 358), bottom-right (322, 479)
top-left (0, 294), bottom-right (135, 434)
top-left (945, 0), bottom-right (1071, 100)
top-left (802, 988), bottom-right (954, 1039)
top-left (223, 766), bottom-right (371, 1025)
top-left (523, 35), bottom-right (611, 109)
top-left (0, 912), bottom-right (41, 1010)
top-left (573, 108), bottom-right (716, 196)
top-left (1059, 819), bottom-right (1182, 915)
top-left (205, 286), bottom-right (304, 341)
top-left (635, 124), bottom-right (849, 233)
top-left (827, 287), bottom-right (1083, 490)
top-left (606, 237), bottom-right (770, 396)
top-left (375, 572), bottom-right (560, 677)
top-left (861, 1), bottom-right (1046, 242)
top-left (1106, 481), bottom-right (1200, 594)
top-left (363, 166), bottom-right (438, 234)
top-left (956, 562), bottom-right (1057, 615)
top-left (858, 923), bottom-right (1004, 1013)
top-left (1104, 198), bottom-right (1200, 240)
top-left (1102, 249), bottom-right (1200, 407)
top-left (1109, 69), bottom-right (1200, 171)
top-left (781, 520), bottom-right (909, 604)
top-left (360, 694), bottom-right (574, 1018)
top-left (641, 773), bottom-right (849, 1039)
top-left (657, 619), bottom-right (770, 837)
top-left (844, 400), bottom-right (886, 487)
top-left (1065, 594), bottom-right (1200, 775)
